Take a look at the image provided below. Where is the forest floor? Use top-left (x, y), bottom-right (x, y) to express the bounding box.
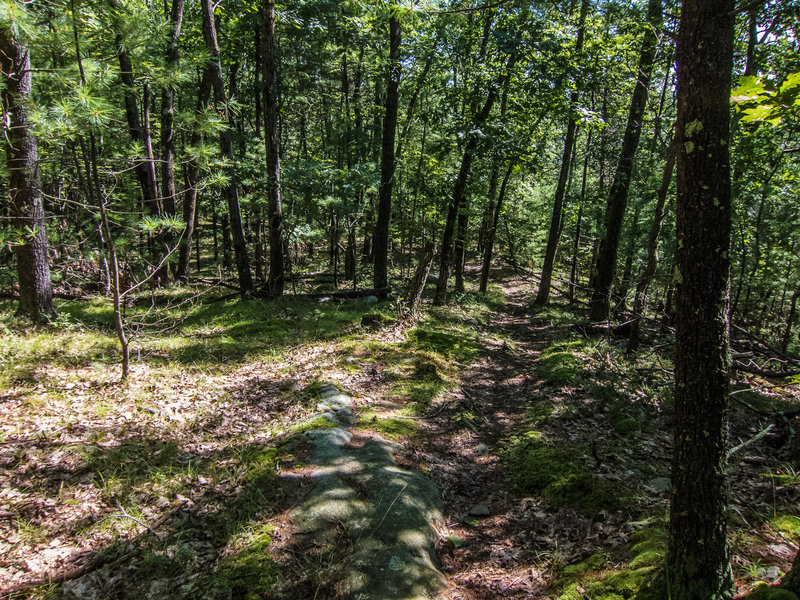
top-left (1, 270), bottom-right (799, 599)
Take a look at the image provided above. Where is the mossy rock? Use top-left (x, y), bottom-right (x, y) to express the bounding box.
top-left (413, 357), bottom-right (443, 382)
top-left (746, 585), bottom-right (799, 600)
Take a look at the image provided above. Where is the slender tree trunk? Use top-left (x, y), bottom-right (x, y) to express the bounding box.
top-left (0, 25), bottom-right (57, 323)
top-left (200, 0), bottom-right (253, 294)
top-left (536, 0), bottom-right (589, 304)
top-left (479, 163), bottom-right (513, 293)
top-left (373, 15), bottom-right (401, 294)
top-left (435, 55), bottom-right (515, 305)
top-left (589, 0), bottom-right (662, 321)
top-left (628, 136), bottom-right (677, 352)
top-left (262, 0), bottom-right (284, 295)
top-left (666, 0), bottom-right (735, 597)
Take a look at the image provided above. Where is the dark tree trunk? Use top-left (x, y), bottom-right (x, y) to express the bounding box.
top-left (200, 0), bottom-right (253, 294)
top-left (373, 15), bottom-right (401, 293)
top-left (535, 0), bottom-right (589, 305)
top-left (589, 0), bottom-right (662, 321)
top-left (479, 163), bottom-right (513, 293)
top-left (666, 0), bottom-right (735, 598)
top-left (0, 27), bottom-right (57, 323)
top-left (628, 136), bottom-right (677, 352)
top-left (435, 55), bottom-right (515, 305)
top-left (160, 0), bottom-right (184, 272)
top-left (262, 0), bottom-right (285, 295)
top-left (115, 33), bottom-right (159, 216)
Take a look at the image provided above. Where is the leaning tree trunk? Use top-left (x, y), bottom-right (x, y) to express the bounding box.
top-left (589, 0), bottom-right (662, 321)
top-left (0, 25), bottom-right (57, 323)
top-left (666, 0), bottom-right (735, 598)
top-left (479, 163), bottom-right (513, 293)
top-left (373, 14), bottom-right (401, 294)
top-left (535, 0), bottom-right (589, 305)
top-left (262, 0), bottom-right (285, 296)
top-left (200, 0), bottom-right (253, 294)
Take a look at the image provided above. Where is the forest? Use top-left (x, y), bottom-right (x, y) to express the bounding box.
top-left (1, 0), bottom-right (799, 597)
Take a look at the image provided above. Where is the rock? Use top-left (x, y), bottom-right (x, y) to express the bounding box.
top-left (646, 477), bottom-right (671, 493)
top-left (291, 383), bottom-right (446, 600)
top-left (361, 314), bottom-right (385, 330)
top-left (468, 503), bottom-right (491, 517)
top-left (474, 443), bottom-right (490, 455)
top-left (365, 295), bottom-right (379, 305)
top-left (766, 565), bottom-right (781, 582)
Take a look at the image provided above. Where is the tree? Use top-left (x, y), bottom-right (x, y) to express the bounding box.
top-left (666, 0), bottom-right (736, 597)
top-left (262, 0), bottom-right (284, 295)
top-left (588, 0), bottom-right (662, 321)
top-left (373, 13), bottom-right (401, 294)
top-left (535, 0), bottom-right (589, 305)
top-left (200, 0), bottom-right (253, 294)
top-left (0, 14), bottom-right (57, 323)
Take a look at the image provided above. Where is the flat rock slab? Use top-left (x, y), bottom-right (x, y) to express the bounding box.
top-left (292, 384), bottom-right (446, 600)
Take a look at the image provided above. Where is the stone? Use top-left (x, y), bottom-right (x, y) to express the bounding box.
top-left (646, 477), bottom-right (671, 493)
top-left (468, 503), bottom-right (491, 517)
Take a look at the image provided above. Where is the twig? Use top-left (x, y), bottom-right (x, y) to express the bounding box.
top-left (95, 502), bottom-right (161, 539)
top-left (727, 424), bottom-right (775, 460)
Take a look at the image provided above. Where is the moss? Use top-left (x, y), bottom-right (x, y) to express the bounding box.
top-left (504, 433), bottom-right (624, 516)
top-left (538, 341), bottom-right (586, 386)
top-left (290, 415), bottom-right (339, 434)
top-left (406, 327), bottom-right (480, 363)
top-left (746, 585), bottom-right (799, 600)
top-left (213, 529), bottom-right (281, 600)
top-left (773, 515), bottom-right (800, 543)
top-left (357, 416), bottom-right (417, 440)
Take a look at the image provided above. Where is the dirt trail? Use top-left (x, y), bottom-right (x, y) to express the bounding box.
top-left (400, 277), bottom-right (565, 599)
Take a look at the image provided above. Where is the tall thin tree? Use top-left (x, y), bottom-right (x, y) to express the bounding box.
top-left (262, 0), bottom-right (284, 295)
top-left (373, 14), bottom-right (401, 294)
top-left (588, 0), bottom-right (662, 321)
top-left (666, 0), bottom-right (735, 597)
top-left (0, 18), bottom-right (57, 323)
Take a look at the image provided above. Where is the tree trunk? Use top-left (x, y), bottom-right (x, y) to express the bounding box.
top-left (0, 25), bottom-right (57, 323)
top-left (666, 0), bottom-right (735, 597)
top-left (628, 136), bottom-right (677, 352)
top-left (479, 163), bottom-right (514, 293)
top-left (373, 15), bottom-right (401, 294)
top-left (589, 0), bottom-right (662, 321)
top-left (536, 0), bottom-right (589, 305)
top-left (406, 241), bottom-right (436, 312)
top-left (435, 55), bottom-right (515, 305)
top-left (200, 0), bottom-right (253, 294)
top-left (262, 0), bottom-right (285, 296)
top-left (160, 0), bottom-right (184, 274)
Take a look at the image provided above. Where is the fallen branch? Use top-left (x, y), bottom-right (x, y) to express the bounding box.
top-left (728, 424), bottom-right (775, 460)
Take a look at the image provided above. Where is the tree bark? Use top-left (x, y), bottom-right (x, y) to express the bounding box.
top-left (200, 0), bottom-right (253, 294)
top-left (373, 14), bottom-right (401, 294)
top-left (535, 0), bottom-right (589, 305)
top-left (0, 25), bottom-right (57, 323)
top-left (666, 0), bottom-right (735, 597)
top-left (262, 0), bottom-right (285, 295)
top-left (589, 0), bottom-right (662, 321)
